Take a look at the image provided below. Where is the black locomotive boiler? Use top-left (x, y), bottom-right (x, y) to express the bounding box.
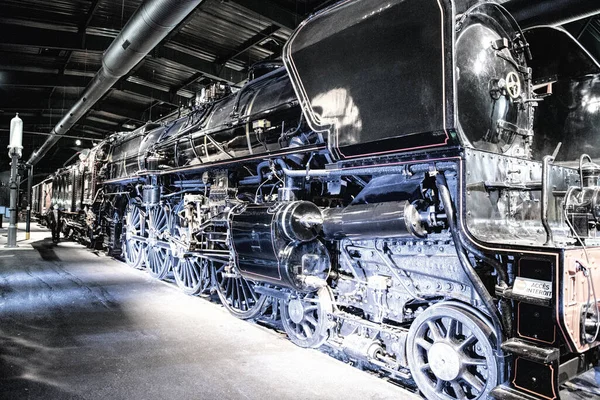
top-left (32, 1), bottom-right (600, 399)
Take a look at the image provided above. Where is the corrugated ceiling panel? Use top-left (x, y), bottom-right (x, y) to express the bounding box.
top-left (0, 0), bottom-right (90, 28)
top-left (87, 0), bottom-right (142, 33)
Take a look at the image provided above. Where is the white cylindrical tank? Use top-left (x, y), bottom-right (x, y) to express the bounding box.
top-left (9, 113), bottom-right (23, 150)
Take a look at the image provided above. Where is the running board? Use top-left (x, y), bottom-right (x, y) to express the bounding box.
top-left (490, 384), bottom-right (547, 400)
top-left (501, 338), bottom-right (560, 364)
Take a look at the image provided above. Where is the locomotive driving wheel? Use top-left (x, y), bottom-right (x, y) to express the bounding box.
top-left (145, 204), bottom-right (173, 280)
top-left (212, 262), bottom-right (266, 319)
top-left (407, 303), bottom-right (499, 400)
top-left (169, 200), bottom-right (210, 295)
top-left (281, 287), bottom-right (333, 348)
top-left (123, 200), bottom-right (146, 269)
top-left (173, 256), bottom-right (211, 296)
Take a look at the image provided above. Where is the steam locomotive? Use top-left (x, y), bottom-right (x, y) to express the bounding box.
top-left (31, 1), bottom-right (600, 399)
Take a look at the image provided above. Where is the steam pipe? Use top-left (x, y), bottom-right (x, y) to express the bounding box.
top-left (501, 0), bottom-right (600, 29)
top-left (435, 176), bottom-right (506, 352)
top-left (541, 155), bottom-right (555, 246)
top-left (27, 0), bottom-right (205, 166)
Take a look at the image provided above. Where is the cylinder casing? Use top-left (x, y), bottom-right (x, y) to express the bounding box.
top-left (231, 202), bottom-right (329, 291)
top-left (322, 201), bottom-right (427, 240)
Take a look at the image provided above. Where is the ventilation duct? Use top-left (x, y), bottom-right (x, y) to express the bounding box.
top-left (28, 0), bottom-right (204, 165)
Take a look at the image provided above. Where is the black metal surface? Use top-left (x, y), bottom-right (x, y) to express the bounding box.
top-left (231, 203), bottom-right (328, 291)
top-left (533, 73), bottom-right (600, 162)
top-left (283, 0), bottom-right (454, 159)
top-left (455, 4), bottom-right (532, 155)
top-left (231, 205), bottom-right (281, 284)
top-left (526, 27), bottom-right (600, 84)
top-left (101, 68), bottom-right (305, 180)
top-left (512, 358), bottom-right (558, 399)
top-left (503, 0), bottom-right (600, 29)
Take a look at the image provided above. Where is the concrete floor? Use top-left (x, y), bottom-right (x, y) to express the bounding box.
top-left (0, 223), bottom-right (598, 400)
top-left (0, 224), bottom-right (418, 400)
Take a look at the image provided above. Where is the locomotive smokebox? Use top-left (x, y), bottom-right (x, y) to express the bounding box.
top-left (231, 202), bottom-right (329, 291)
top-left (322, 201), bottom-right (429, 240)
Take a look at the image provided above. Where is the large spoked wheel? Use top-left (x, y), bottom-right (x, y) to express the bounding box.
top-left (212, 262), bottom-right (266, 319)
top-left (145, 205), bottom-right (173, 280)
top-left (169, 201), bottom-right (210, 295)
top-left (407, 303), bottom-right (499, 400)
top-left (281, 287), bottom-right (333, 348)
top-left (123, 200), bottom-right (146, 269)
top-left (173, 256), bottom-right (211, 296)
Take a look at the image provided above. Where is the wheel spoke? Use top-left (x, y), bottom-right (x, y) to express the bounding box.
top-left (435, 379), bottom-right (444, 393)
top-left (235, 279), bottom-right (243, 309)
top-left (463, 356), bottom-right (487, 367)
top-left (451, 381), bottom-right (467, 400)
top-left (239, 277), bottom-right (252, 305)
top-left (446, 318), bottom-right (458, 340)
top-left (300, 322), bottom-right (312, 338)
top-left (427, 320), bottom-right (443, 341)
top-left (305, 315), bottom-right (318, 327)
top-left (462, 371), bottom-right (485, 393)
top-left (458, 334), bottom-right (477, 351)
top-left (416, 338), bottom-right (433, 351)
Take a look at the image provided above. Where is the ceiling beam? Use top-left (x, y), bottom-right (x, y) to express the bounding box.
top-left (61, 0), bottom-right (103, 75)
top-left (0, 70), bottom-right (188, 106)
top-left (152, 46), bottom-right (247, 84)
top-left (31, 123), bottom-right (109, 137)
top-left (0, 128), bottom-right (99, 141)
top-left (228, 0), bottom-right (301, 30)
top-left (171, 72), bottom-right (205, 95)
top-left (0, 103), bottom-right (147, 123)
top-left (0, 114), bottom-right (116, 133)
top-left (0, 23), bottom-right (109, 53)
top-left (216, 25), bottom-right (280, 66)
top-left (117, 80), bottom-right (186, 107)
top-left (0, 70), bottom-right (90, 88)
top-left (82, 0), bottom-right (102, 35)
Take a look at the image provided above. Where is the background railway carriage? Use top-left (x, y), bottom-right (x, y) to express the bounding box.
top-left (32, 178), bottom-right (52, 224)
top-left (30, 1), bottom-right (600, 399)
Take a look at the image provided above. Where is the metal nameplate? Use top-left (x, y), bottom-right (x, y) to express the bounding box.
top-left (512, 277), bottom-right (552, 300)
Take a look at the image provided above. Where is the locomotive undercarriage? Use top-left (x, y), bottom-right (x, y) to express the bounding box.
top-left (71, 156), bottom-right (510, 400)
top-left (55, 145), bottom-right (600, 399)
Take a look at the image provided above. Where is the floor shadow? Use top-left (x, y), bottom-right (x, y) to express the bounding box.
top-left (31, 239), bottom-right (61, 262)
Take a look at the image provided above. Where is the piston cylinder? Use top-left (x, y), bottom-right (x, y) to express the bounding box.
top-left (231, 201), bottom-right (329, 291)
top-left (322, 201), bottom-right (429, 240)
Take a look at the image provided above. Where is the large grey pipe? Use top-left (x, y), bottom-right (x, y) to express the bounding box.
top-left (501, 0), bottom-right (600, 29)
top-left (28, 0), bottom-right (204, 165)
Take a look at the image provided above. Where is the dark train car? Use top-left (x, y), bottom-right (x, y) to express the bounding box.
top-left (36, 1), bottom-right (600, 399)
top-left (32, 177), bottom-right (52, 223)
